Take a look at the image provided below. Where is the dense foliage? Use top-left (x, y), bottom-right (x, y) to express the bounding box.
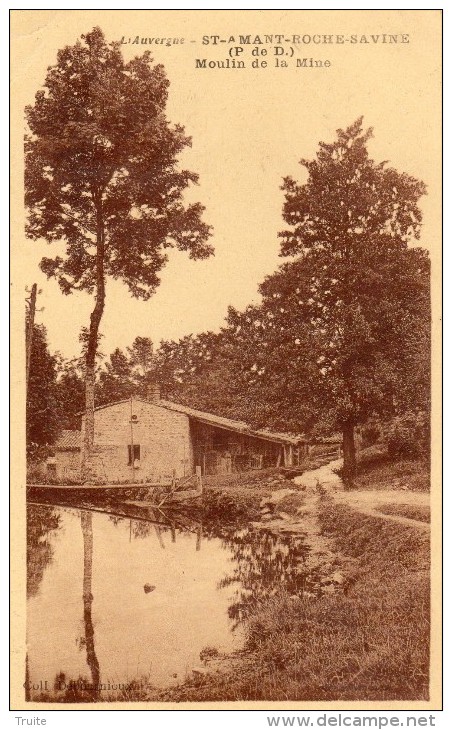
top-left (26, 324), bottom-right (61, 457)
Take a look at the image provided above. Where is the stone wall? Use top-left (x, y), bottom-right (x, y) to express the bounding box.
top-left (81, 400), bottom-right (193, 483)
top-left (54, 450), bottom-right (80, 481)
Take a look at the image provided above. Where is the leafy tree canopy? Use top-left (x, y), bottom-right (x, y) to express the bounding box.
top-left (227, 118), bottom-right (430, 477)
top-left (25, 27), bottom-right (212, 300)
top-left (25, 27), bottom-right (212, 472)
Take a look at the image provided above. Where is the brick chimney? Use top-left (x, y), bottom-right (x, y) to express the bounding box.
top-left (147, 382), bottom-right (161, 403)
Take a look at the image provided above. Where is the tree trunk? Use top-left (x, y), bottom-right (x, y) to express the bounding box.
top-left (82, 366), bottom-right (96, 481)
top-left (342, 420), bottom-right (356, 486)
top-left (81, 197), bottom-right (105, 482)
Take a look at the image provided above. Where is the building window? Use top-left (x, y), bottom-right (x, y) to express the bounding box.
top-left (128, 444), bottom-right (141, 466)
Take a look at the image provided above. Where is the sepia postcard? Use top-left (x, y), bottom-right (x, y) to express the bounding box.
top-left (10, 9), bottom-right (442, 711)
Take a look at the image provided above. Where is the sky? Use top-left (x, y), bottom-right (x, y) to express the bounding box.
top-left (11, 9), bottom-right (442, 360)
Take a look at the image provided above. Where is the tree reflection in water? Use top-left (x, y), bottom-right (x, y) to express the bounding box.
top-left (27, 504), bottom-right (61, 598)
top-left (26, 503), bottom-right (316, 701)
top-left (110, 509), bottom-right (315, 628)
top-left (116, 506), bottom-right (315, 628)
top-left (80, 511), bottom-right (100, 699)
top-left (216, 527), bottom-right (315, 625)
top-left (47, 511), bottom-right (101, 703)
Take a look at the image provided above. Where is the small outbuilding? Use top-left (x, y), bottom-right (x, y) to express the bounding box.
top-left (54, 388), bottom-right (306, 484)
top-left (47, 429), bottom-right (81, 481)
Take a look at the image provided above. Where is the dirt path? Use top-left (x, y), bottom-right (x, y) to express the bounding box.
top-left (333, 489), bottom-right (430, 530)
top-left (293, 458), bottom-right (343, 490)
top-left (294, 459), bottom-right (429, 530)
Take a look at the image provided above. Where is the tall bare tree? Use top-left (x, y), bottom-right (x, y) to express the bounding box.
top-left (25, 28), bottom-right (212, 478)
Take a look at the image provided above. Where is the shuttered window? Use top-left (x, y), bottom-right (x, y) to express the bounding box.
top-left (127, 444), bottom-right (141, 465)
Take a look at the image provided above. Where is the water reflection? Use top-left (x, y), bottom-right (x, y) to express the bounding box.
top-left (218, 529), bottom-right (315, 625)
top-left (27, 504), bottom-right (243, 701)
top-left (81, 511), bottom-right (100, 699)
top-left (26, 502), bottom-right (311, 702)
top-left (27, 505), bottom-right (61, 598)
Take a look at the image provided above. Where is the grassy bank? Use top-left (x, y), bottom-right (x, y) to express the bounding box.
top-left (156, 482), bottom-right (430, 702)
top-left (351, 449), bottom-right (430, 492)
top-left (377, 503), bottom-right (430, 523)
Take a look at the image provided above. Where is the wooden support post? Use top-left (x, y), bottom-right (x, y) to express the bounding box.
top-left (196, 465), bottom-right (203, 494)
top-left (196, 524), bottom-right (202, 552)
top-left (154, 525), bottom-right (165, 550)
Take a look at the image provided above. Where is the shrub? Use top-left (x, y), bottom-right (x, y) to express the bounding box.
top-left (361, 421), bottom-right (381, 447)
top-left (201, 490), bottom-right (252, 522)
top-left (356, 445), bottom-right (390, 471)
top-left (386, 411), bottom-right (430, 460)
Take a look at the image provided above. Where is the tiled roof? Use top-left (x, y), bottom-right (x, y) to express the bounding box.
top-left (159, 399), bottom-right (250, 431)
top-left (54, 429), bottom-right (81, 450)
top-left (158, 399), bottom-right (303, 445)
